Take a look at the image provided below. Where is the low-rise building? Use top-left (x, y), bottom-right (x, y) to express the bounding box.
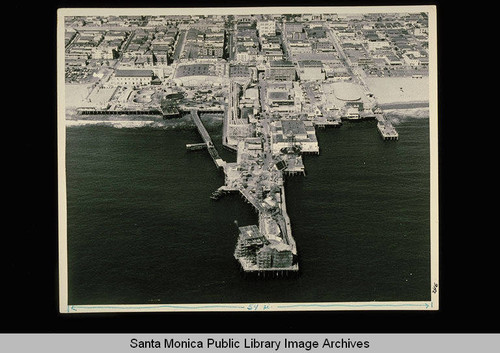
top-left (235, 45), bottom-right (258, 62)
top-left (287, 40), bottom-right (313, 55)
top-left (263, 49), bottom-right (284, 62)
top-left (112, 69), bottom-right (154, 86)
top-left (257, 20), bottom-right (276, 36)
top-left (265, 60), bottom-right (296, 81)
top-left (267, 89), bottom-right (295, 113)
top-left (384, 54), bottom-right (403, 66)
top-left (402, 53), bottom-right (421, 66)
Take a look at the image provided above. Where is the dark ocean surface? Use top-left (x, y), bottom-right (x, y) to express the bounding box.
top-left (65, 111), bottom-right (431, 305)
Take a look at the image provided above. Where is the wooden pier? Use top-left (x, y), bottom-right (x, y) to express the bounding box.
top-left (375, 114), bottom-right (399, 141)
top-left (313, 118), bottom-right (342, 129)
top-left (377, 122), bottom-right (399, 140)
top-left (77, 108), bottom-right (161, 115)
top-left (189, 109), bottom-right (225, 168)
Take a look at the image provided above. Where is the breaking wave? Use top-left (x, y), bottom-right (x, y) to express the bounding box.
top-left (383, 107), bottom-right (429, 125)
top-left (65, 113), bottom-right (223, 130)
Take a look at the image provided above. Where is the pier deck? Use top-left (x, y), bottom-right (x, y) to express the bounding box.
top-left (189, 109), bottom-right (225, 167)
top-left (375, 114), bottom-right (399, 140)
top-left (77, 108), bottom-right (161, 115)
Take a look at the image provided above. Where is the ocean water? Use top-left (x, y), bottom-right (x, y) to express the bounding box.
top-left (65, 111), bottom-right (431, 305)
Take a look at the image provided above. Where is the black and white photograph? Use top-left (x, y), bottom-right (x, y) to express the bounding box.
top-left (57, 6), bottom-right (439, 313)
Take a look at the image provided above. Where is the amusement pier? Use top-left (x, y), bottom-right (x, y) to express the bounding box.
top-left (64, 12), bottom-right (432, 277)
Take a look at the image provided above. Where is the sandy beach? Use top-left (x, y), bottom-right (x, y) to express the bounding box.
top-left (365, 76), bottom-right (430, 107)
top-left (64, 75), bottom-right (431, 121)
top-left (65, 83), bottom-right (92, 108)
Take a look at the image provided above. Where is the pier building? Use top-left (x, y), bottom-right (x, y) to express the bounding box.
top-left (270, 119), bottom-right (319, 154)
top-left (377, 120), bottom-right (399, 140)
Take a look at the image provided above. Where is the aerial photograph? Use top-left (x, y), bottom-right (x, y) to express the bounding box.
top-left (58, 6), bottom-right (438, 312)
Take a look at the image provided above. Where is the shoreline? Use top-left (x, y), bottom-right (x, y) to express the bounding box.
top-left (378, 100), bottom-right (429, 110)
top-left (64, 100), bottom-right (430, 123)
top-left (365, 76), bottom-right (430, 106)
top-left (64, 75), bottom-right (430, 122)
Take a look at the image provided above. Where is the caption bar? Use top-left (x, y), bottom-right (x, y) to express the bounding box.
top-left (131, 337), bottom-right (370, 350)
top-left (1, 334), bottom-right (499, 352)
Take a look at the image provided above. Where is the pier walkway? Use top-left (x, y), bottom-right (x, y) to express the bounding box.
top-left (375, 114), bottom-right (399, 140)
top-left (189, 109), bottom-right (225, 168)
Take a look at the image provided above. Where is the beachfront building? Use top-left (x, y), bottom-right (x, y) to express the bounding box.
top-left (112, 69), bottom-right (154, 86)
top-left (172, 61), bottom-right (228, 87)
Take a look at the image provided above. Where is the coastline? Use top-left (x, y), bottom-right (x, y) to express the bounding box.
top-left (64, 76), bottom-right (431, 124)
top-left (365, 76), bottom-right (430, 106)
top-left (378, 101), bottom-right (429, 110)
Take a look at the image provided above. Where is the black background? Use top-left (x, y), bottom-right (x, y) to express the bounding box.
top-left (5, 0), bottom-right (496, 334)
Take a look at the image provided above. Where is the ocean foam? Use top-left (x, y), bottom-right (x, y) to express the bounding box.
top-left (383, 108), bottom-right (430, 125)
top-left (65, 114), bottom-right (223, 130)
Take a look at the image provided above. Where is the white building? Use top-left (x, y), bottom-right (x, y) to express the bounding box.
top-left (112, 69), bottom-right (154, 86)
top-left (414, 27), bottom-right (428, 36)
top-left (257, 20), bottom-right (276, 36)
top-left (402, 53), bottom-right (421, 66)
top-left (235, 45), bottom-right (258, 62)
top-left (92, 45), bottom-right (116, 60)
top-left (366, 39), bottom-right (391, 51)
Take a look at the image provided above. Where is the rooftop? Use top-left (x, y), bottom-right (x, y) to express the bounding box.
top-left (239, 225), bottom-right (262, 240)
top-left (332, 82), bottom-right (363, 101)
top-left (267, 240), bottom-right (293, 252)
top-left (176, 63), bottom-right (215, 77)
top-left (115, 69), bottom-right (154, 77)
top-left (281, 120), bottom-right (308, 136)
top-left (270, 60), bottom-right (294, 67)
top-left (298, 60), bottom-right (323, 68)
